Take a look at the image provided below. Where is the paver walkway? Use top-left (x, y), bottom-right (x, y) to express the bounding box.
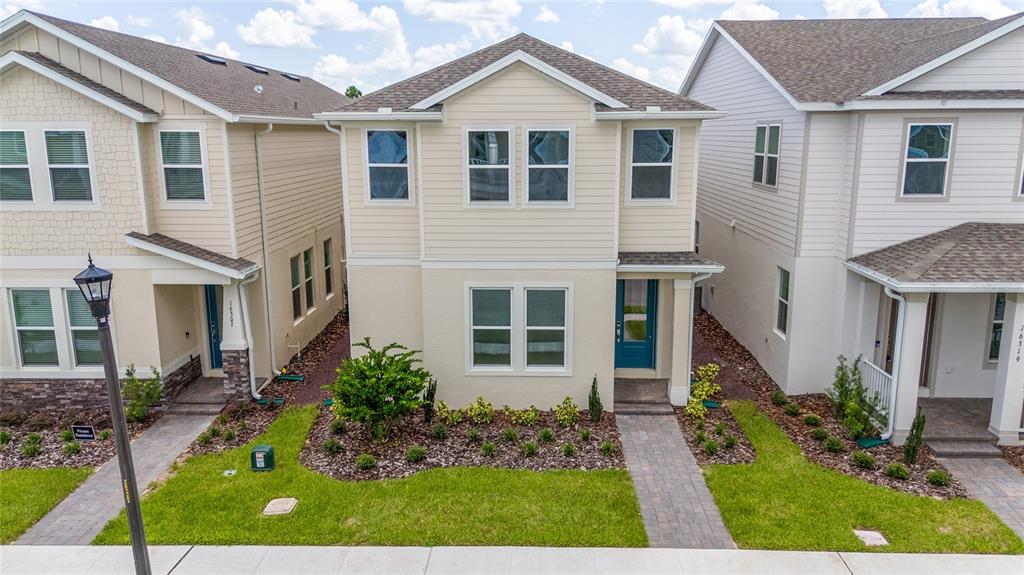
top-left (16, 413), bottom-right (215, 545)
top-left (939, 457), bottom-right (1024, 539)
top-left (616, 414), bottom-right (734, 549)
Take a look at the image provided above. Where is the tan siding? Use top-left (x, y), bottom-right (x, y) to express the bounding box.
top-left (227, 123), bottom-right (261, 260)
top-left (899, 29), bottom-right (1024, 92)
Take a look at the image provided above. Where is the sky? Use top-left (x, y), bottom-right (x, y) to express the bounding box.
top-left (3, 0), bottom-right (1022, 95)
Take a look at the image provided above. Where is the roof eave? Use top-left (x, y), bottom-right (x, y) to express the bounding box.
top-left (616, 263), bottom-right (725, 275)
top-left (845, 260), bottom-right (1024, 293)
top-left (316, 111), bottom-right (445, 122)
top-left (235, 115), bottom-right (325, 125)
top-left (795, 99), bottom-right (1024, 111)
top-left (125, 234), bottom-right (258, 280)
top-left (595, 110), bottom-right (724, 120)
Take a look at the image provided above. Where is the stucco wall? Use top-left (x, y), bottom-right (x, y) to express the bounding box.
top-left (927, 293), bottom-right (999, 398)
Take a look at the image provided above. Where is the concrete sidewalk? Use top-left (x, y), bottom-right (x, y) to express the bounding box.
top-left (1, 546), bottom-right (1019, 575)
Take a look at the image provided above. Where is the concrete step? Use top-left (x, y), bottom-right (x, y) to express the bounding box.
top-left (165, 403), bottom-right (225, 416)
top-left (614, 402), bottom-right (675, 416)
top-left (926, 440), bottom-right (1003, 458)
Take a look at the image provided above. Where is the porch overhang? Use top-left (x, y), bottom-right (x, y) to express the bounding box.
top-left (845, 261), bottom-right (1024, 293)
top-left (616, 251), bottom-right (724, 275)
top-left (125, 232), bottom-right (260, 281)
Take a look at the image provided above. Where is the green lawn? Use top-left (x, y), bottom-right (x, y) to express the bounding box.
top-left (94, 406), bottom-right (646, 547)
top-left (0, 467), bottom-right (93, 543)
top-left (705, 401), bottom-right (1024, 554)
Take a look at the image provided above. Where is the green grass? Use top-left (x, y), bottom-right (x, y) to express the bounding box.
top-left (0, 467), bottom-right (93, 543)
top-left (94, 406), bottom-right (646, 547)
top-left (705, 401), bottom-right (1024, 553)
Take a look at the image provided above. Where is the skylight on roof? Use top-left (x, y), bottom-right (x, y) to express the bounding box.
top-left (246, 64), bottom-right (269, 75)
top-left (197, 54), bottom-right (227, 65)
top-left (281, 72), bottom-right (301, 82)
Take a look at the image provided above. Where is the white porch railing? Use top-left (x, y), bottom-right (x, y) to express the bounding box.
top-left (861, 359), bottom-right (893, 425)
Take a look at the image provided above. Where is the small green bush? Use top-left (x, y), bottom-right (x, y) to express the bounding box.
top-left (904, 408), bottom-right (926, 465)
top-left (209, 426), bottom-right (221, 438)
top-left (63, 441), bottom-right (81, 455)
top-left (405, 445), bottom-right (427, 463)
top-left (196, 433), bottom-right (211, 446)
top-left (99, 429), bottom-right (112, 441)
top-left (25, 432), bottom-right (42, 444)
top-left (223, 429), bottom-right (236, 442)
top-left (217, 414), bottom-right (229, 426)
top-left (784, 403), bottom-right (801, 416)
top-left (504, 405), bottom-right (540, 426)
top-left (422, 377), bottom-right (437, 424)
top-left (562, 443), bottom-right (576, 457)
top-left (851, 450), bottom-right (876, 469)
top-left (724, 434), bottom-right (738, 448)
top-left (538, 428), bottom-right (554, 443)
top-left (588, 376), bottom-right (603, 424)
top-left (24, 413), bottom-right (51, 431)
top-left (0, 412), bottom-right (24, 427)
top-left (502, 428), bottom-right (518, 443)
top-left (927, 469), bottom-right (951, 487)
top-left (579, 428), bottom-right (592, 442)
top-left (886, 463), bottom-right (910, 480)
top-left (770, 389), bottom-right (788, 405)
top-left (703, 440), bottom-right (719, 455)
top-left (554, 396), bottom-right (579, 428)
top-left (600, 441), bottom-right (617, 456)
top-left (522, 442), bottom-right (538, 457)
top-left (695, 430), bottom-right (706, 443)
top-left (431, 423), bottom-right (448, 439)
top-left (21, 441), bottom-right (40, 457)
top-left (811, 427), bottom-right (829, 441)
top-left (0, 430), bottom-right (12, 445)
top-left (355, 453), bottom-right (376, 470)
top-left (481, 441), bottom-right (496, 457)
top-left (436, 401), bottom-right (464, 427)
top-left (122, 364), bottom-right (163, 423)
top-left (465, 396), bottom-right (494, 424)
top-left (467, 428), bottom-right (482, 443)
top-left (824, 436), bottom-right (845, 453)
top-left (330, 419), bottom-right (347, 435)
top-left (60, 429), bottom-right (73, 442)
top-left (323, 439), bottom-right (343, 455)
top-left (714, 422), bottom-right (725, 436)
top-left (803, 414), bottom-right (822, 427)
top-left (694, 420), bottom-right (704, 432)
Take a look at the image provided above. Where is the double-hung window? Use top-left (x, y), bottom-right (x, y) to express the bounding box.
top-left (323, 239), bottom-right (334, 297)
top-left (290, 255), bottom-right (302, 320)
top-left (526, 129), bottom-right (570, 203)
top-left (160, 131), bottom-right (206, 201)
top-left (366, 130), bottom-right (409, 201)
top-left (753, 124), bottom-right (780, 187)
top-left (0, 130), bottom-right (32, 201)
top-left (467, 129), bottom-right (511, 203)
top-left (902, 123), bottom-right (952, 196)
top-left (11, 289), bottom-right (59, 366)
top-left (525, 289), bottom-right (566, 367)
top-left (471, 288), bottom-right (513, 367)
top-left (303, 248), bottom-right (314, 312)
top-left (65, 289), bottom-right (101, 366)
top-left (988, 293), bottom-right (1006, 363)
top-left (468, 285), bottom-right (571, 373)
top-left (775, 267), bottom-right (790, 336)
top-left (45, 130), bottom-right (92, 201)
top-left (630, 129), bottom-right (674, 200)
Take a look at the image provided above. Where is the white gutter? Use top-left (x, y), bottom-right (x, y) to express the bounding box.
top-left (880, 286), bottom-right (905, 442)
top-left (239, 271), bottom-right (262, 400)
top-left (315, 111), bottom-right (444, 121)
top-left (595, 110), bottom-right (726, 120)
top-left (845, 260), bottom-right (1024, 293)
top-left (617, 263), bottom-right (725, 275)
top-left (688, 272), bottom-right (714, 385)
top-left (236, 115), bottom-right (323, 125)
top-left (254, 123), bottom-right (282, 376)
top-left (796, 99), bottom-right (1024, 111)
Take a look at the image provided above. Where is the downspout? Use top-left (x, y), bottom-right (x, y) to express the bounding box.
top-left (687, 272), bottom-right (713, 385)
top-left (239, 271), bottom-right (261, 400)
top-left (881, 286), bottom-right (906, 441)
top-left (255, 123), bottom-right (281, 377)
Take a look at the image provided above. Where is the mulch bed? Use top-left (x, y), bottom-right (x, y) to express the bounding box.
top-left (1001, 446), bottom-right (1024, 475)
top-left (0, 408), bottom-right (161, 470)
top-left (693, 311), bottom-right (968, 499)
top-left (301, 406), bottom-right (626, 481)
top-left (182, 401), bottom-right (284, 457)
top-left (675, 405), bottom-right (755, 466)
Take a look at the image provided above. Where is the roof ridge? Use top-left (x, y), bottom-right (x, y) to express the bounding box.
top-left (898, 11), bottom-right (1021, 46)
top-left (907, 223), bottom-right (977, 281)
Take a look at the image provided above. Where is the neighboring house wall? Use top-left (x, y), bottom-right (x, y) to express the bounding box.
top-left (897, 29), bottom-right (1024, 92)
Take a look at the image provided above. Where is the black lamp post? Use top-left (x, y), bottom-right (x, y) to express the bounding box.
top-left (74, 256), bottom-right (151, 575)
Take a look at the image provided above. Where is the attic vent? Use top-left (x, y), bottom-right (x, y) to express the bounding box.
top-left (281, 72), bottom-right (301, 82)
top-left (246, 64), bottom-right (269, 75)
top-left (197, 54), bottom-right (227, 65)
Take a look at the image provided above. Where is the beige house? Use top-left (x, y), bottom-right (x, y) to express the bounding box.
top-left (319, 34), bottom-right (723, 410)
top-left (0, 11), bottom-right (347, 409)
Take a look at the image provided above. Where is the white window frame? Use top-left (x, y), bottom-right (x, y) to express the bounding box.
top-left (626, 127), bottom-right (677, 205)
top-left (303, 247), bottom-right (316, 316)
top-left (464, 126), bottom-right (514, 207)
top-left (44, 127), bottom-right (98, 204)
top-left (158, 128), bottom-right (209, 206)
top-left (523, 126), bottom-right (574, 207)
top-left (323, 238), bottom-right (334, 299)
top-left (523, 287), bottom-right (569, 371)
top-left (752, 123), bottom-right (780, 189)
top-left (774, 266), bottom-right (790, 339)
top-left (0, 129), bottom-right (33, 202)
top-left (63, 288), bottom-right (101, 367)
top-left (695, 220), bottom-right (700, 254)
top-left (290, 254), bottom-right (303, 323)
top-left (899, 122), bottom-right (953, 198)
top-left (0, 122), bottom-right (100, 211)
top-left (464, 282), bottom-right (573, 376)
top-left (364, 128), bottom-right (413, 205)
top-left (10, 288), bottom-right (58, 368)
top-left (986, 293), bottom-right (1006, 365)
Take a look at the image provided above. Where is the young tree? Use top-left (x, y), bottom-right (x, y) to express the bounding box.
top-left (345, 85), bottom-right (363, 99)
top-left (588, 375), bottom-right (603, 423)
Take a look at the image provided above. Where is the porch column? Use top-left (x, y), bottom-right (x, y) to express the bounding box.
top-left (991, 292), bottom-right (1024, 445)
top-left (220, 281), bottom-right (251, 402)
top-left (669, 278), bottom-right (693, 406)
top-left (891, 292), bottom-right (930, 445)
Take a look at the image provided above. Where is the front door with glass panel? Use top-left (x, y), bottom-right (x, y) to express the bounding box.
top-left (615, 279), bottom-right (657, 369)
top-left (204, 285), bottom-right (222, 370)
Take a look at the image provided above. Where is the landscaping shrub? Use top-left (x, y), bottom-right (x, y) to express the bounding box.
top-left (784, 403), bottom-right (801, 416)
top-left (323, 439), bottom-right (342, 455)
top-left (588, 375), bottom-right (603, 424)
top-left (502, 428), bottom-right (518, 443)
top-left (579, 428), bottom-right (592, 442)
top-left (522, 442), bottom-right (538, 457)
top-left (724, 434), bottom-right (737, 448)
top-left (824, 436), bottom-right (845, 453)
top-left (99, 429), bottom-right (112, 441)
top-left (0, 430), bottom-right (11, 445)
top-left (851, 450), bottom-right (876, 469)
top-left (770, 389), bottom-right (787, 406)
top-left (465, 396), bottom-right (494, 424)
top-left (436, 401), bottom-right (464, 427)
top-left (694, 420), bottom-right (704, 431)
top-left (60, 429), bottom-right (73, 442)
top-left (0, 411), bottom-right (24, 427)
top-left (25, 432), bottom-right (41, 444)
top-left (331, 338), bottom-right (432, 440)
top-left (827, 355), bottom-right (884, 439)
top-left (355, 454), bottom-right (376, 470)
top-left (904, 408), bottom-right (926, 465)
top-left (803, 414), bottom-right (822, 427)
top-left (21, 441), bottom-right (40, 457)
top-left (504, 405), bottom-right (540, 426)
top-left (122, 364), bottom-right (163, 423)
top-left (330, 419), bottom-right (347, 435)
top-left (405, 445), bottom-right (427, 463)
top-left (827, 355), bottom-right (858, 420)
top-left (927, 469), bottom-right (951, 487)
top-left (886, 463), bottom-right (910, 480)
top-left (695, 430), bottom-right (706, 443)
top-left (703, 440), bottom-right (719, 455)
top-left (431, 423), bottom-right (448, 439)
top-left (196, 433), bottom-right (211, 446)
top-left (600, 441), bottom-right (617, 456)
top-left (686, 363), bottom-right (722, 421)
top-left (538, 428), bottom-right (554, 443)
top-left (811, 427), bottom-right (829, 441)
top-left (24, 413), bottom-right (51, 431)
top-left (562, 443), bottom-right (576, 457)
top-left (223, 429), bottom-right (236, 442)
top-left (422, 377), bottom-right (437, 423)
top-left (554, 396), bottom-right (579, 428)
top-left (467, 428), bottom-right (482, 443)
top-left (217, 414), bottom-right (229, 426)
top-left (209, 426), bottom-right (221, 438)
top-left (481, 441), bottom-right (496, 457)
top-left (63, 441), bottom-right (81, 455)
top-left (714, 422), bottom-right (726, 435)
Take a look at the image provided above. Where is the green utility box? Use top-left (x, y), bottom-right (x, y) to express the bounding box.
top-left (251, 445), bottom-right (275, 472)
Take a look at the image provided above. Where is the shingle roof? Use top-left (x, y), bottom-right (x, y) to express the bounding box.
top-left (848, 223), bottom-right (1024, 285)
top-left (717, 14), bottom-right (1022, 103)
top-left (618, 252), bottom-right (723, 268)
top-left (12, 50), bottom-right (158, 115)
top-left (855, 90), bottom-right (1024, 101)
top-left (336, 33), bottom-right (713, 113)
top-left (24, 11), bottom-right (348, 119)
top-left (126, 232), bottom-right (258, 275)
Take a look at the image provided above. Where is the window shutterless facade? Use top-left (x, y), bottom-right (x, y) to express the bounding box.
top-left (303, 248), bottom-right (314, 313)
top-left (467, 283), bottom-right (572, 374)
top-left (901, 123), bottom-right (952, 196)
top-left (290, 255), bottom-right (302, 320)
top-left (44, 130), bottom-right (92, 201)
top-left (629, 128), bottom-right (674, 201)
top-left (775, 267), bottom-right (790, 336)
top-left (160, 130), bottom-right (206, 201)
top-left (987, 293), bottom-right (1005, 363)
top-left (470, 288), bottom-right (513, 368)
top-left (526, 128), bottom-right (571, 203)
top-left (366, 129), bottom-right (410, 201)
top-left (467, 128), bottom-right (512, 204)
top-left (64, 289), bottom-right (101, 366)
top-left (525, 288), bottom-right (566, 367)
top-left (323, 238), bottom-right (334, 297)
top-left (0, 130), bottom-right (32, 201)
top-left (753, 124), bottom-right (780, 187)
top-left (11, 289), bottom-right (58, 366)
top-left (7, 287), bottom-right (107, 370)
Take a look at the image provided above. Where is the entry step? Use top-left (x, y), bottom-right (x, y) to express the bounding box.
top-left (614, 402), bottom-right (675, 416)
top-left (926, 440), bottom-right (1002, 458)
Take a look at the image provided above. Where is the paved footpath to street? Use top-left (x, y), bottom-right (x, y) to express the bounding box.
top-left (939, 457), bottom-right (1024, 540)
top-left (1, 546), bottom-right (1020, 575)
top-left (16, 414), bottom-right (215, 546)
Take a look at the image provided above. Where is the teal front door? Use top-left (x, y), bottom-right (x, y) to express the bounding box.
top-left (615, 279), bottom-right (657, 369)
top-left (204, 285), bottom-right (223, 369)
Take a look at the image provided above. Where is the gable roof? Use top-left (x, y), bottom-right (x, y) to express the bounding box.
top-left (126, 232), bottom-right (259, 279)
top-left (681, 14), bottom-right (1024, 107)
top-left (1, 10), bottom-right (347, 121)
top-left (327, 33), bottom-right (714, 117)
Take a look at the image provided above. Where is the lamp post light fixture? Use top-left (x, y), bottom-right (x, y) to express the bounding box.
top-left (74, 255), bottom-right (152, 575)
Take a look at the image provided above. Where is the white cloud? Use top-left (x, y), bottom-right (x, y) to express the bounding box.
top-left (126, 15), bottom-right (152, 27)
top-left (535, 5), bottom-right (560, 23)
top-left (652, 0), bottom-right (732, 8)
top-left (145, 34), bottom-right (168, 43)
top-left (89, 16), bottom-right (119, 31)
top-left (612, 57), bottom-right (651, 81)
top-left (173, 7), bottom-right (239, 59)
top-left (632, 15), bottom-right (705, 69)
top-left (0, 1), bottom-right (44, 20)
top-left (822, 0), bottom-right (887, 18)
top-left (906, 0), bottom-right (1013, 18)
top-left (403, 0), bottom-right (522, 41)
top-left (292, 0), bottom-right (392, 32)
top-left (560, 40), bottom-right (575, 52)
top-left (720, 0), bottom-right (779, 20)
top-left (237, 7), bottom-right (317, 48)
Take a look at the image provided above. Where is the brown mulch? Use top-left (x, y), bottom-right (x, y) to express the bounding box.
top-left (693, 311), bottom-right (969, 499)
top-left (692, 312), bottom-right (759, 401)
top-left (278, 311), bottom-right (350, 405)
top-left (675, 405), bottom-right (755, 466)
top-left (1001, 446), bottom-right (1024, 475)
top-left (0, 408), bottom-right (161, 470)
top-left (301, 406), bottom-right (625, 481)
top-left (182, 401), bottom-right (285, 457)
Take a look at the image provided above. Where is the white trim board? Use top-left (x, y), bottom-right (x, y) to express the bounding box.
top-left (616, 263), bottom-right (724, 275)
top-left (845, 261), bottom-right (1024, 293)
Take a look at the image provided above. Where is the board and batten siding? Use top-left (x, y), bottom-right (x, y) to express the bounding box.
top-left (851, 111), bottom-right (1024, 255)
top-left (897, 29), bottom-right (1024, 92)
top-left (798, 112), bottom-right (859, 258)
top-left (687, 33), bottom-right (805, 253)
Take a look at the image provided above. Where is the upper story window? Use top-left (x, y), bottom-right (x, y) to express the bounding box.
top-left (45, 130), bottom-right (92, 201)
top-left (987, 293), bottom-right (1005, 363)
top-left (526, 129), bottom-right (571, 203)
top-left (753, 124), bottom-right (780, 188)
top-left (902, 123), bottom-right (952, 196)
top-left (630, 129), bottom-right (674, 201)
top-left (467, 129), bottom-right (511, 203)
top-left (775, 266), bottom-right (790, 337)
top-left (366, 130), bottom-right (410, 201)
top-left (160, 131), bottom-right (206, 201)
top-left (0, 130), bottom-right (32, 201)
